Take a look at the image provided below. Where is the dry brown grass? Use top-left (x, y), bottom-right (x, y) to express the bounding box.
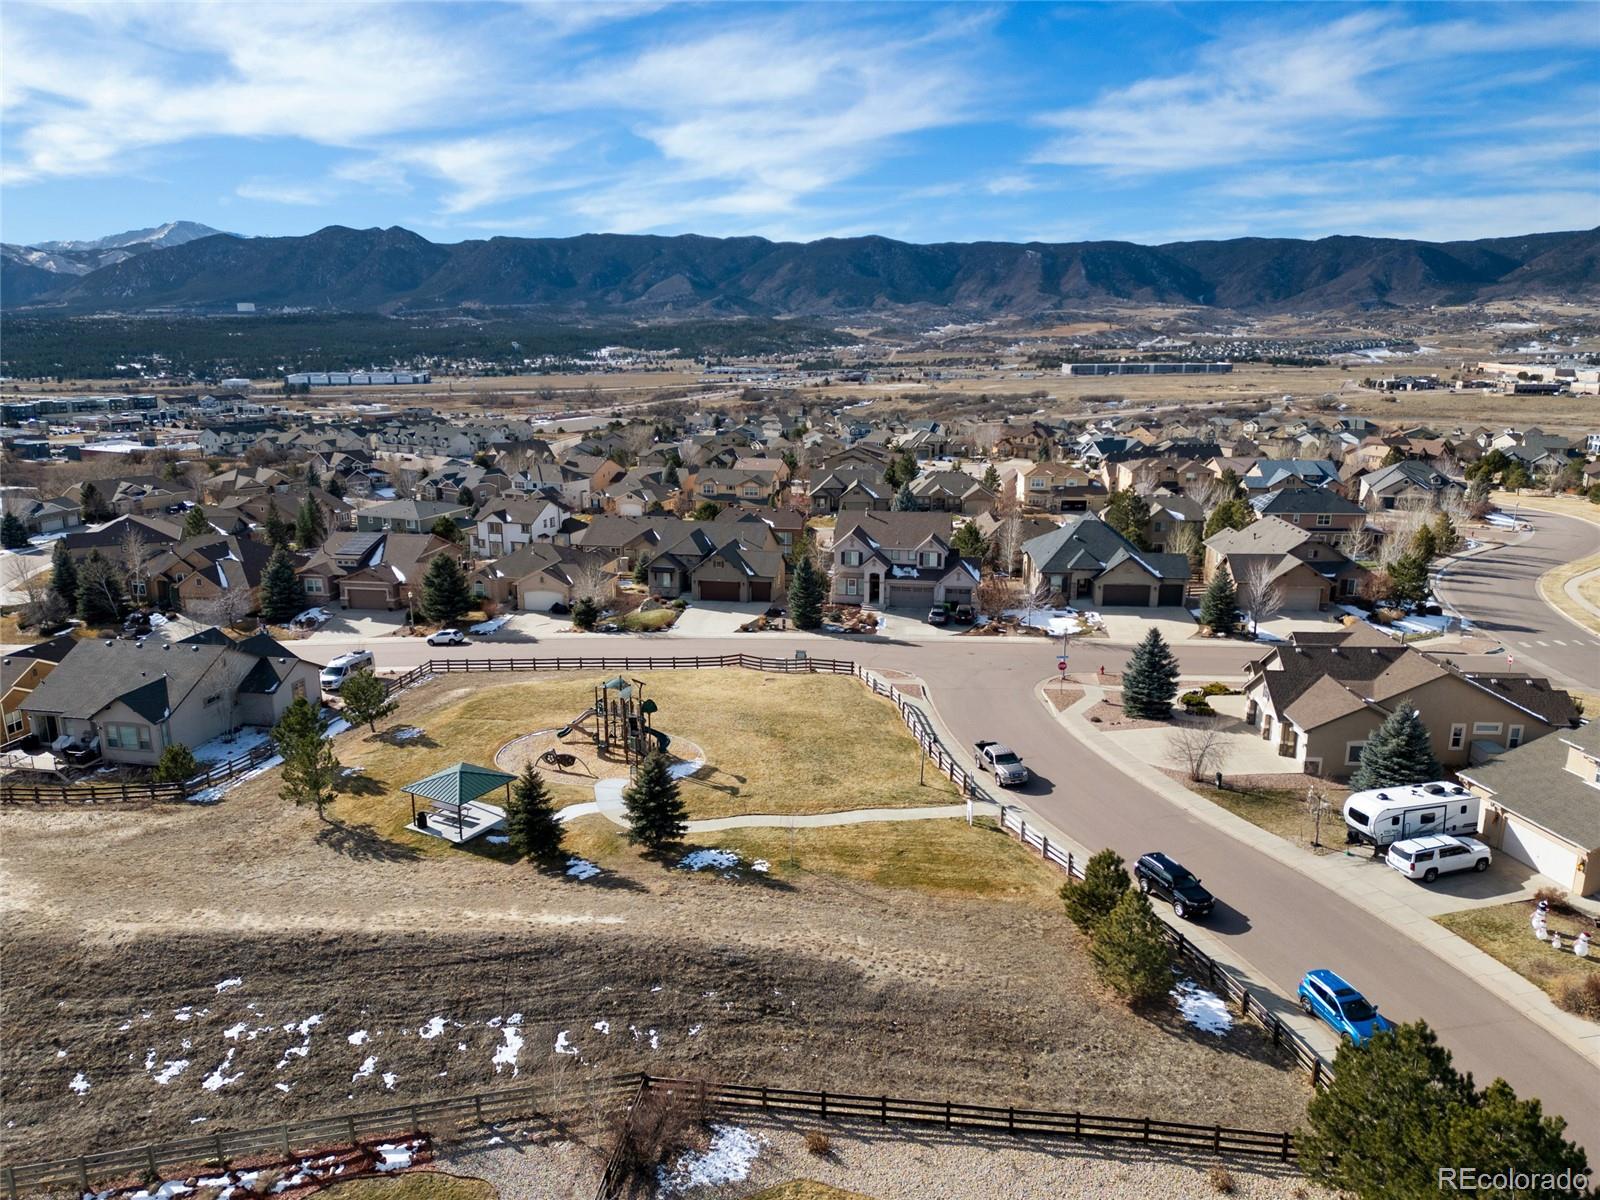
top-left (319, 1176), bottom-right (498, 1200)
top-left (1436, 901), bottom-right (1600, 1012)
top-left (1183, 778), bottom-right (1349, 855)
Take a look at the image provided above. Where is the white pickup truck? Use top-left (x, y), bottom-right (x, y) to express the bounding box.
top-left (974, 740), bottom-right (1030, 787)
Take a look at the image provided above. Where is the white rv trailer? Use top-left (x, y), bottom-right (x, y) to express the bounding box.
top-left (1342, 781), bottom-right (1480, 850)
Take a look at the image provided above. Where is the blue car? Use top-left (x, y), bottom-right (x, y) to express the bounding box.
top-left (1298, 969), bottom-right (1393, 1045)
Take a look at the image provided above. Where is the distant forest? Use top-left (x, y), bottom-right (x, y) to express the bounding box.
top-left (0, 313), bottom-right (852, 382)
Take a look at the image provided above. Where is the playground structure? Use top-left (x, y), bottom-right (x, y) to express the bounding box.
top-left (558, 676), bottom-right (671, 766)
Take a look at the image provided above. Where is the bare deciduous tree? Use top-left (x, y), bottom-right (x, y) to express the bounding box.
top-left (567, 560), bottom-right (616, 607)
top-left (975, 575), bottom-right (1015, 621)
top-left (1167, 522), bottom-right (1202, 570)
top-left (187, 585), bottom-right (255, 631)
top-left (1167, 717), bottom-right (1231, 783)
top-left (996, 512), bottom-right (1024, 575)
top-left (1236, 560), bottom-right (1287, 636)
top-left (1336, 526), bottom-right (1377, 564)
top-left (119, 525), bottom-right (150, 606)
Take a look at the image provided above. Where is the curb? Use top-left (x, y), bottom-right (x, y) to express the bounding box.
top-left (1033, 682), bottom-right (1600, 1068)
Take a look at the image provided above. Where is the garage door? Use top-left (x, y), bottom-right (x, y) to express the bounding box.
top-left (1282, 586), bottom-right (1325, 610)
top-left (886, 584), bottom-right (930, 607)
top-left (521, 589), bottom-right (562, 611)
top-left (698, 580), bottom-right (742, 601)
top-left (1499, 816), bottom-right (1578, 888)
top-left (749, 581), bottom-right (772, 602)
top-left (1100, 584), bottom-right (1150, 606)
top-left (1158, 583), bottom-right (1186, 606)
top-left (342, 586), bottom-right (393, 610)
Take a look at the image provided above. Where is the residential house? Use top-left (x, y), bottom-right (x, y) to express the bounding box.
top-left (907, 470), bottom-right (995, 515)
top-left (468, 497), bottom-right (570, 559)
top-left (201, 466), bottom-right (289, 502)
top-left (1241, 627), bottom-right (1578, 779)
top-left (1203, 517), bottom-right (1368, 608)
top-left (636, 519), bottom-right (789, 604)
top-left (1248, 489), bottom-right (1368, 542)
top-left (55, 514), bottom-right (182, 564)
top-left (830, 512), bottom-right (978, 610)
top-left (139, 535), bottom-right (275, 612)
top-left (1020, 517), bottom-right (1190, 608)
top-left (19, 628), bottom-right (321, 767)
top-left (72, 476), bottom-right (196, 517)
top-left (808, 466), bottom-right (890, 514)
top-left (1, 634), bottom-right (78, 744)
top-left (0, 489), bottom-right (80, 535)
top-left (354, 499), bottom-right (471, 534)
top-left (1142, 494), bottom-right (1205, 554)
top-left (1356, 461), bottom-right (1466, 511)
top-left (690, 467), bottom-right (779, 507)
top-left (1240, 459), bottom-right (1340, 493)
top-left (1461, 724), bottom-right (1600, 896)
top-left (1014, 461), bottom-right (1107, 513)
top-left (509, 461), bottom-right (594, 511)
top-left (420, 462), bottom-right (512, 506)
top-left (471, 543), bottom-right (612, 612)
top-left (298, 531), bottom-right (466, 611)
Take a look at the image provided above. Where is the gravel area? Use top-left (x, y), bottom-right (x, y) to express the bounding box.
top-left (663, 1115), bottom-right (1329, 1200)
top-left (431, 1113), bottom-right (608, 1200)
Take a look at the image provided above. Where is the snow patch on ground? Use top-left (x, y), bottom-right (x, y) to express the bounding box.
top-left (374, 1141), bottom-right (420, 1172)
top-left (352, 1056), bottom-right (378, 1082)
top-left (566, 857), bottom-right (601, 880)
top-left (418, 1017), bottom-right (447, 1039)
top-left (679, 849), bottom-right (740, 872)
top-left (394, 726), bottom-right (426, 741)
top-left (554, 1030), bottom-right (578, 1055)
top-left (213, 977), bottom-right (244, 993)
top-left (1172, 981), bottom-right (1233, 1036)
top-left (593, 1021), bottom-right (610, 1034)
top-left (469, 614), bottom-right (511, 634)
top-left (189, 728), bottom-right (273, 766)
top-left (152, 1059), bottom-right (190, 1085)
top-left (657, 1124), bottom-right (764, 1194)
top-left (348, 1030), bottom-right (369, 1046)
top-left (189, 754), bottom-right (282, 804)
top-left (68, 1072), bottom-right (90, 1095)
top-left (491, 1026), bottom-right (523, 1075)
top-left (201, 1048), bottom-right (242, 1091)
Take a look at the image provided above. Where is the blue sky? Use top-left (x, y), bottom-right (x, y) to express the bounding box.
top-left (2, 1), bottom-right (1597, 247)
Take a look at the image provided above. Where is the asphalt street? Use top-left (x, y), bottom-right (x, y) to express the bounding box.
top-left (1433, 512), bottom-right (1600, 692)
top-left (298, 630), bottom-right (1600, 1154)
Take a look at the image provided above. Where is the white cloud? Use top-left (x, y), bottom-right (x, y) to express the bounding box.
top-left (235, 179), bottom-right (338, 207)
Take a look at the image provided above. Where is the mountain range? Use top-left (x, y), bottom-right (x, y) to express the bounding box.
top-left (1, 222), bottom-right (236, 305)
top-left (4, 223), bottom-right (1595, 317)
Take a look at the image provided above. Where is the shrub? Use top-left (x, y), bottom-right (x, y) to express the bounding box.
top-left (803, 1131), bottom-right (832, 1157)
top-left (1207, 1165), bottom-right (1237, 1194)
top-left (1553, 975), bottom-right (1600, 1020)
top-left (1533, 887), bottom-right (1574, 915)
top-left (572, 597), bottom-right (600, 631)
top-left (1180, 689), bottom-right (1204, 705)
top-left (152, 743), bottom-right (200, 784)
top-left (1059, 849), bottom-right (1130, 935)
top-left (1089, 889), bottom-right (1174, 1006)
top-left (1201, 681), bottom-right (1233, 696)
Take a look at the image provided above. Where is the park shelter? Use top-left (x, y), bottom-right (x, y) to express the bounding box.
top-left (402, 761), bottom-right (515, 845)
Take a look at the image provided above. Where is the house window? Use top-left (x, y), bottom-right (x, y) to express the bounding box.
top-left (1472, 722), bottom-right (1503, 737)
top-left (1345, 741), bottom-right (1366, 766)
top-left (104, 723), bottom-right (152, 751)
top-left (303, 577), bottom-right (324, 594)
top-left (1508, 725), bottom-right (1524, 748)
top-left (920, 552), bottom-right (940, 567)
top-left (841, 550), bottom-right (863, 567)
top-left (1316, 513), bottom-right (1332, 527)
top-left (1448, 724), bottom-right (1466, 751)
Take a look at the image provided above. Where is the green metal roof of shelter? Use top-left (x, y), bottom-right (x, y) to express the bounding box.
top-left (401, 762), bottom-right (517, 806)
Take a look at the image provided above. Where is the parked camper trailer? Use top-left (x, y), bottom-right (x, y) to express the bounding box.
top-left (1343, 781), bottom-right (1480, 851)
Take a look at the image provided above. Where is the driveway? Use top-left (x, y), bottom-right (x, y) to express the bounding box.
top-left (670, 601), bottom-right (768, 637)
top-left (1433, 511), bottom-right (1600, 692)
top-left (1096, 606), bottom-right (1196, 645)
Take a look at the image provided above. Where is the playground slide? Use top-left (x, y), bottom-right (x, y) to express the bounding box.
top-left (646, 728), bottom-right (671, 755)
top-left (557, 707), bottom-right (597, 739)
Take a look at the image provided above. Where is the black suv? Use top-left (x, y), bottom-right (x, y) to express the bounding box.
top-left (1133, 852), bottom-right (1214, 920)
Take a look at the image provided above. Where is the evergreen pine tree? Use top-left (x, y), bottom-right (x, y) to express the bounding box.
top-left (1216, 467), bottom-right (1243, 500)
top-left (1349, 701), bottom-right (1440, 791)
top-left (788, 555), bottom-right (825, 630)
top-left (430, 515), bottom-right (463, 544)
top-left (1121, 628), bottom-right (1179, 719)
top-left (571, 596), bottom-right (600, 630)
top-left (981, 463), bottom-right (1001, 492)
top-left (1104, 489), bottom-right (1152, 549)
top-left (419, 553), bottom-right (472, 625)
top-left (325, 474), bottom-right (346, 499)
top-left (259, 546), bottom-right (303, 624)
top-left (1088, 889), bottom-right (1174, 1006)
top-left (951, 521), bottom-right (986, 560)
top-left (0, 512), bottom-right (28, 549)
top-left (1199, 566), bottom-right (1238, 635)
top-left (1059, 849), bottom-right (1130, 934)
top-left (505, 763), bottom-right (565, 860)
top-left (182, 506), bottom-right (211, 538)
top-left (1410, 523), bottom-right (1438, 563)
top-left (1203, 497), bottom-right (1254, 538)
top-left (50, 538), bottom-right (78, 609)
top-left (892, 482), bottom-right (918, 512)
top-left (306, 463), bottom-right (321, 489)
top-left (1299, 1022), bottom-right (1473, 1198)
top-left (1465, 475), bottom-right (1491, 505)
top-left (262, 506), bottom-right (292, 551)
top-left (1430, 511), bottom-right (1459, 555)
top-left (79, 482), bottom-right (112, 523)
top-left (294, 497), bottom-right (325, 548)
top-left (75, 550), bottom-right (125, 625)
top-left (338, 668), bottom-right (397, 733)
top-left (663, 464), bottom-right (680, 489)
top-left (1381, 446), bottom-right (1407, 466)
top-left (1387, 552), bottom-right (1429, 603)
top-left (622, 751), bottom-right (688, 850)
top-left (633, 555), bottom-right (651, 586)
top-left (271, 696), bottom-right (340, 820)
top-left (152, 743), bottom-right (200, 784)
top-left (457, 486), bottom-right (474, 507)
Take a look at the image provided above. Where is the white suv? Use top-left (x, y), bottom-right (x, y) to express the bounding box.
top-left (1386, 834), bottom-right (1491, 883)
